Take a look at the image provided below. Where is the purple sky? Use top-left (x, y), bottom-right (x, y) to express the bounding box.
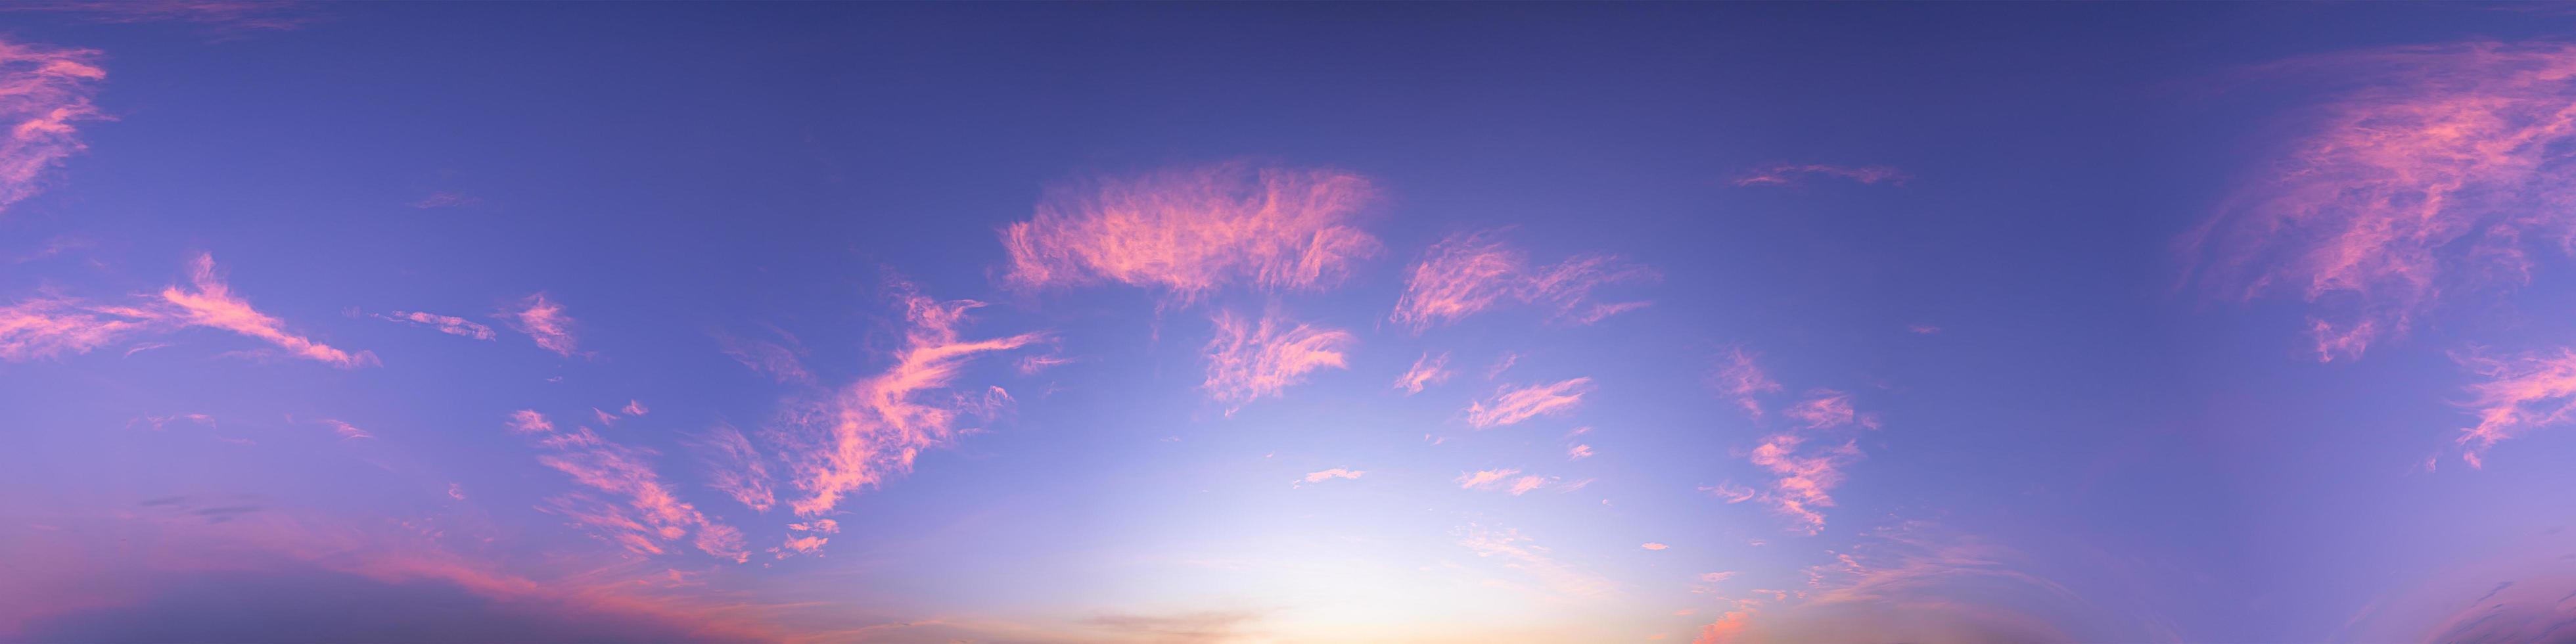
top-left (5, 3), bottom-right (2576, 643)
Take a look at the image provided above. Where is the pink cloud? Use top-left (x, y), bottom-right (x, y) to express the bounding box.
top-left (1001, 163), bottom-right (1381, 300)
top-left (1728, 386), bottom-right (1872, 534)
top-left (1201, 308), bottom-right (1354, 410)
top-left (1733, 164), bottom-right (1908, 187)
top-left (0, 294), bottom-right (160, 361)
top-left (319, 419), bottom-right (371, 440)
top-left (375, 310), bottom-right (495, 340)
top-left (505, 292), bottom-right (579, 357)
top-left (1465, 377), bottom-right (1594, 428)
top-left (0, 38), bottom-right (104, 215)
top-left (1641, 542), bottom-right (1670, 551)
top-left (1712, 346), bottom-right (1783, 417)
top-left (777, 285), bottom-right (1044, 517)
top-left (1456, 468), bottom-right (1523, 490)
top-left (622, 400), bottom-right (648, 416)
top-left (1568, 444), bottom-right (1595, 460)
top-left (2452, 346), bottom-right (2576, 469)
top-left (713, 327), bottom-right (811, 384)
top-left (695, 424), bottom-right (775, 513)
top-left (1390, 229), bottom-right (1657, 333)
top-left (156, 253), bottom-right (375, 368)
top-left (1693, 610), bottom-right (1754, 644)
top-left (0, 1), bottom-right (316, 32)
top-left (1392, 352), bottom-right (1452, 395)
top-left (1454, 523), bottom-right (1615, 599)
top-left (1295, 468), bottom-right (1364, 487)
top-left (507, 410), bottom-right (749, 563)
top-left (2184, 42), bottom-right (2576, 361)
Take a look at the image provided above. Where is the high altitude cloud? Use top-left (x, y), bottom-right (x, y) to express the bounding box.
top-left (1455, 523), bottom-right (1615, 599)
top-left (1, 294), bottom-right (160, 360)
top-left (0, 1), bottom-right (316, 32)
top-left (505, 293), bottom-right (580, 356)
top-left (1393, 352), bottom-right (1452, 395)
top-left (1390, 229), bottom-right (1657, 333)
top-left (1712, 346), bottom-right (1784, 417)
top-left (776, 285), bottom-right (1044, 517)
top-left (1732, 164), bottom-right (1908, 187)
top-left (1294, 468), bottom-right (1363, 487)
top-left (1001, 163), bottom-right (1381, 300)
top-left (1693, 521), bottom-right (2086, 643)
top-left (1465, 377), bottom-right (1594, 428)
top-left (695, 424), bottom-right (776, 513)
top-left (376, 310), bottom-right (495, 340)
top-left (2451, 347), bottom-right (2576, 469)
top-left (0, 38), bottom-right (104, 215)
top-left (1731, 376), bottom-right (1875, 533)
top-left (505, 410), bottom-right (749, 563)
top-left (158, 253), bottom-right (375, 368)
top-left (2185, 42), bottom-right (2576, 361)
top-left (1201, 308), bottom-right (1354, 410)
top-left (4, 254), bottom-right (371, 367)
top-left (713, 327), bottom-right (812, 384)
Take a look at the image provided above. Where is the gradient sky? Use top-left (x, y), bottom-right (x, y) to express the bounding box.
top-left (6, 3), bottom-right (2576, 643)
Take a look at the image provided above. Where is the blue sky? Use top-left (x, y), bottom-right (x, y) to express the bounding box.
top-left (6, 3), bottom-right (2576, 643)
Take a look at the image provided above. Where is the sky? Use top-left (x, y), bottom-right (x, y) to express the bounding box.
top-left (5, 3), bottom-right (2576, 643)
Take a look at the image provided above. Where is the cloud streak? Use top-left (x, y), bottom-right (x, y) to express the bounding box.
top-left (1001, 163), bottom-right (1381, 300)
top-left (505, 293), bottom-right (579, 357)
top-left (1390, 229), bottom-right (1656, 333)
top-left (507, 410), bottom-right (749, 563)
top-left (777, 284), bottom-right (1044, 517)
top-left (1201, 308), bottom-right (1354, 410)
top-left (1465, 377), bottom-right (1594, 428)
top-left (376, 311), bottom-right (495, 340)
top-left (1733, 163), bottom-right (1909, 187)
top-left (2186, 42), bottom-right (2576, 361)
top-left (0, 37), bottom-right (104, 215)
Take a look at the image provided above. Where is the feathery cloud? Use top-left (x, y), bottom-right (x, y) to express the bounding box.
top-left (1390, 229), bottom-right (1656, 333)
top-left (1393, 352), bottom-right (1452, 395)
top-left (319, 419), bottom-right (371, 440)
top-left (1201, 308), bottom-right (1354, 410)
top-left (713, 327), bottom-right (810, 384)
top-left (1295, 468), bottom-right (1364, 487)
top-left (2452, 346), bottom-right (2576, 469)
top-left (156, 253), bottom-right (374, 368)
top-left (0, 38), bottom-right (104, 215)
top-left (1456, 523), bottom-right (1615, 599)
top-left (507, 410), bottom-right (748, 563)
top-left (1733, 164), bottom-right (1908, 187)
top-left (505, 293), bottom-right (579, 357)
top-left (1641, 542), bottom-right (1670, 551)
top-left (2185, 42), bottom-right (2576, 361)
top-left (1465, 377), bottom-right (1594, 428)
top-left (0, 294), bottom-right (160, 360)
top-left (375, 310), bottom-right (495, 340)
top-left (0, 1), bottom-right (316, 32)
top-left (1001, 163), bottom-right (1380, 300)
top-left (1713, 346), bottom-right (1783, 417)
top-left (777, 285), bottom-right (1043, 517)
top-left (695, 424), bottom-right (775, 513)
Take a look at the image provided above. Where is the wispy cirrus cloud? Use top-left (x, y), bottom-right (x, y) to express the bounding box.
top-left (2184, 42), bottom-right (2576, 361)
top-left (158, 254), bottom-right (375, 368)
top-left (695, 424), bottom-right (776, 513)
top-left (1455, 523), bottom-right (1615, 599)
top-left (506, 410), bottom-right (749, 563)
top-left (1393, 352), bottom-right (1452, 395)
top-left (1201, 308), bottom-right (1354, 411)
top-left (375, 310), bottom-right (494, 340)
top-left (2450, 347), bottom-right (2576, 469)
top-left (0, 1), bottom-right (317, 32)
top-left (1, 294), bottom-right (160, 360)
top-left (318, 419), bottom-right (371, 440)
top-left (776, 284), bottom-right (1044, 517)
top-left (1001, 163), bottom-right (1380, 300)
top-left (1465, 377), bottom-right (1594, 428)
top-left (1717, 356), bottom-right (1871, 534)
top-left (713, 326), bottom-right (811, 384)
top-left (505, 293), bottom-right (579, 357)
top-left (1712, 346), bottom-right (1784, 417)
top-left (1390, 229), bottom-right (1656, 333)
top-left (7, 255), bottom-right (370, 367)
top-left (1732, 163), bottom-right (1908, 187)
top-left (0, 38), bottom-right (104, 216)
top-left (1293, 468), bottom-right (1363, 488)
